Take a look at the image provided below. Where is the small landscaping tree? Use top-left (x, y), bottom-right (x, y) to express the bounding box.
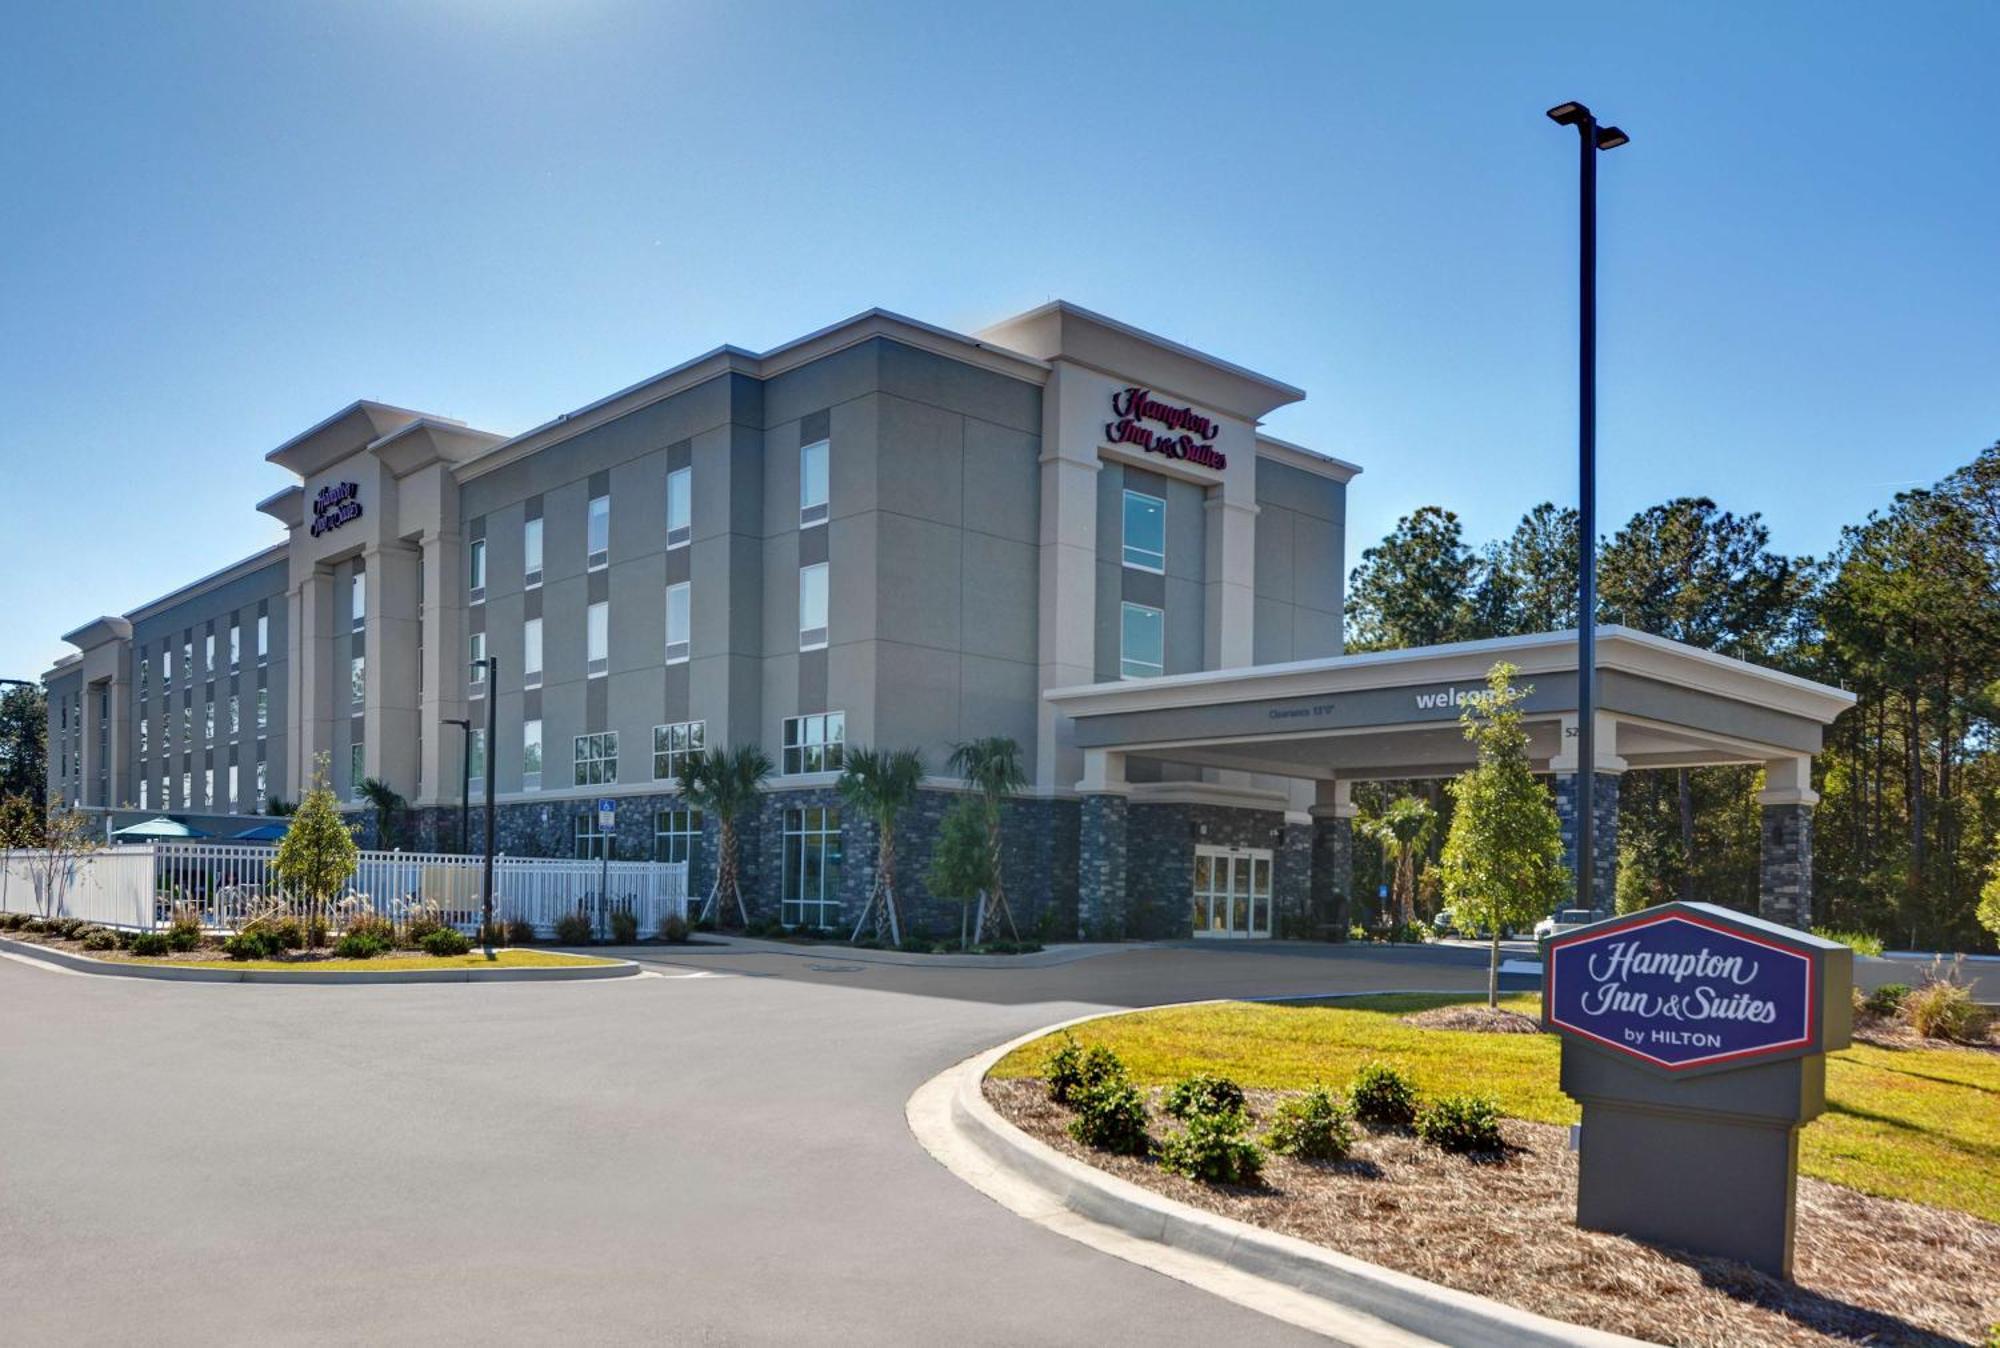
top-left (272, 769), bottom-right (359, 947)
top-left (1439, 661), bottom-right (1569, 1007)
top-left (677, 743), bottom-right (772, 930)
top-left (947, 735), bottom-right (1027, 943)
top-left (1361, 794), bottom-right (1436, 927)
top-left (1978, 858), bottom-right (2000, 950)
top-left (836, 746), bottom-right (924, 945)
top-left (927, 797), bottom-right (989, 950)
top-left (23, 803), bottom-right (99, 918)
top-left (0, 791), bottom-right (40, 915)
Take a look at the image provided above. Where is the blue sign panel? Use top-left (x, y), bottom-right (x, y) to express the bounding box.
top-left (597, 798), bottom-right (616, 829)
top-left (1546, 911), bottom-right (1816, 1070)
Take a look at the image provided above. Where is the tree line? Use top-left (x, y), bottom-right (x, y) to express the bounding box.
top-left (1343, 441), bottom-right (2000, 953)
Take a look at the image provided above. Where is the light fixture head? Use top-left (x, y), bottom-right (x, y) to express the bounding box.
top-left (1595, 125), bottom-right (1630, 150)
top-left (1546, 101), bottom-right (1590, 126)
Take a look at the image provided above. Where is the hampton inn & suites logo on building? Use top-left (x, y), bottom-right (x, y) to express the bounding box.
top-left (1105, 387), bottom-right (1227, 471)
top-left (311, 481), bottom-right (363, 537)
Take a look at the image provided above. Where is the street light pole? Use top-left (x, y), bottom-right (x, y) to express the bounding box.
top-left (444, 717), bottom-right (472, 854)
top-left (481, 657), bottom-right (498, 956)
top-left (1547, 101), bottom-right (1628, 915)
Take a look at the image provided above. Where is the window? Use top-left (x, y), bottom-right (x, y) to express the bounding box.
top-left (665, 582), bottom-right (690, 663)
top-left (586, 494), bottom-right (610, 570)
top-left (522, 719), bottom-right (543, 792)
top-left (228, 695), bottom-right (239, 737)
top-left (573, 731), bottom-right (618, 786)
top-left (652, 720), bottom-right (705, 781)
top-left (205, 632), bottom-right (216, 675)
top-left (349, 744), bottom-right (364, 797)
top-left (351, 655), bottom-right (365, 706)
top-left (1122, 489), bottom-right (1166, 573)
top-left (257, 614), bottom-right (269, 664)
top-left (182, 705), bottom-right (192, 746)
top-left (782, 711), bottom-right (844, 775)
top-left (204, 701), bottom-right (215, 743)
top-left (139, 655), bottom-right (150, 700)
top-left (180, 771), bottom-right (190, 808)
top-left (138, 718), bottom-right (148, 755)
top-left (799, 439), bottom-right (829, 527)
top-left (780, 806), bottom-right (842, 928)
top-left (654, 808), bottom-right (703, 865)
top-left (523, 517), bottom-right (543, 588)
top-left (798, 562), bottom-right (828, 650)
top-left (468, 728), bottom-right (487, 789)
top-left (229, 625), bottom-right (240, 670)
top-left (1120, 602), bottom-right (1165, 679)
top-left (204, 768), bottom-right (214, 808)
top-left (586, 600), bottom-right (608, 677)
top-left (666, 467), bottom-right (692, 548)
top-left (574, 812), bottom-right (613, 861)
top-left (256, 688), bottom-right (268, 733)
top-left (255, 761), bottom-right (267, 804)
top-left (521, 617), bottom-right (543, 689)
top-left (138, 779), bottom-right (148, 810)
top-left (228, 764), bottom-right (239, 810)
top-left (468, 539), bottom-right (487, 602)
top-left (468, 632), bottom-right (487, 691)
top-left (351, 573), bottom-right (366, 630)
top-left (182, 641), bottom-right (193, 682)
top-left (163, 647), bottom-right (173, 688)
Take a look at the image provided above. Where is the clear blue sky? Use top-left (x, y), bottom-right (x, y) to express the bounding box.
top-left (4, 1), bottom-right (1996, 681)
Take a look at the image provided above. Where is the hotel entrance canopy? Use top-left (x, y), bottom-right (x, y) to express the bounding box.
top-left (1046, 627), bottom-right (1855, 785)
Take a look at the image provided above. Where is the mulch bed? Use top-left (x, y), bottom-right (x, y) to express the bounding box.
top-left (1400, 1004), bottom-right (1543, 1034)
top-left (987, 1078), bottom-right (2000, 1347)
top-left (4, 929), bottom-right (435, 964)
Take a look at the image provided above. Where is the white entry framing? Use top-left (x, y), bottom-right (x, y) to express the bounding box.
top-left (1192, 844), bottom-right (1273, 939)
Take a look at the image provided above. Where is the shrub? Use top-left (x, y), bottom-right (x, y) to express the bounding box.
top-left (657, 913), bottom-right (690, 944)
top-left (1158, 1109), bottom-right (1263, 1184)
top-left (1162, 1073), bottom-right (1247, 1122)
top-left (608, 909), bottom-right (640, 944)
top-left (1417, 1094), bottom-right (1504, 1154)
top-left (333, 931), bottom-right (388, 959)
top-left (1265, 1088), bottom-right (1354, 1161)
top-left (128, 931), bottom-right (171, 956)
top-left (1350, 1061), bottom-right (1420, 1129)
top-left (166, 907), bottom-right (204, 951)
top-left (51, 916), bottom-right (90, 939)
top-left (1813, 926), bottom-right (1885, 958)
top-left (421, 927), bottom-right (473, 957)
top-left (225, 930), bottom-right (284, 960)
top-left (1046, 1034), bottom-right (1127, 1108)
top-left (0, 911), bottom-right (24, 930)
top-left (1067, 1079), bottom-right (1151, 1155)
top-left (17, 917), bottom-right (48, 934)
top-left (402, 903), bottom-right (446, 947)
top-left (80, 927), bottom-right (120, 951)
top-left (553, 911), bottom-right (594, 945)
top-left (1864, 983), bottom-right (1911, 1018)
top-left (1390, 920), bottom-right (1429, 944)
top-left (1347, 924), bottom-right (1371, 943)
top-left (1905, 977), bottom-right (1991, 1042)
top-left (506, 917), bottom-right (538, 946)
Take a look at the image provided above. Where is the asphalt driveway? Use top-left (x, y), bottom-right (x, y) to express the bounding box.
top-left (0, 940), bottom-right (1507, 1345)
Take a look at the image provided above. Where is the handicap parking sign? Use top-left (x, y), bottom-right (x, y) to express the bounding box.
top-left (597, 798), bottom-right (616, 830)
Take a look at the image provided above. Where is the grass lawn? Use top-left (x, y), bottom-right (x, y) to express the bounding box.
top-left (108, 949), bottom-right (623, 972)
top-left (990, 993), bottom-right (2000, 1224)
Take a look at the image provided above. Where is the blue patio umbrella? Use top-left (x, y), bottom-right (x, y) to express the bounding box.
top-left (111, 817), bottom-right (212, 840)
top-left (233, 822), bottom-right (290, 842)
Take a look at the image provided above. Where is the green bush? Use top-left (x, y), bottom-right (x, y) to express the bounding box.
top-left (51, 916), bottom-right (90, 939)
top-left (608, 909), bottom-right (640, 944)
top-left (0, 911), bottom-right (24, 930)
top-left (1265, 1088), bottom-right (1354, 1161)
top-left (1162, 1073), bottom-right (1248, 1122)
top-left (1864, 983), bottom-right (1911, 1017)
top-left (1906, 978), bottom-right (1991, 1042)
top-left (128, 931), bottom-right (171, 956)
top-left (333, 931), bottom-right (387, 959)
top-left (1067, 1079), bottom-right (1151, 1155)
top-left (1813, 926), bottom-right (1885, 958)
top-left (1045, 1034), bottom-right (1128, 1108)
top-left (1346, 924), bottom-right (1370, 943)
top-left (1158, 1108), bottom-right (1263, 1184)
top-left (345, 913), bottom-right (395, 948)
top-left (421, 927), bottom-right (473, 957)
top-left (506, 917), bottom-right (538, 946)
top-left (1350, 1061), bottom-right (1420, 1129)
top-left (80, 928), bottom-right (120, 952)
top-left (225, 930), bottom-right (284, 961)
top-left (166, 905), bottom-right (204, 951)
top-left (402, 904), bottom-right (446, 946)
top-left (657, 913), bottom-right (690, 944)
top-left (553, 911), bottom-right (594, 945)
top-left (1417, 1093), bottom-right (1504, 1154)
top-left (1389, 920), bottom-right (1429, 944)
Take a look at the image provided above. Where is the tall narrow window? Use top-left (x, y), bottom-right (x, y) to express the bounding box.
top-left (1120, 602), bottom-right (1165, 679)
top-left (468, 539), bottom-right (487, 603)
top-left (228, 764), bottom-right (239, 810)
top-left (1121, 489), bottom-right (1166, 572)
top-left (666, 467), bottom-right (692, 548)
top-left (586, 600), bottom-right (609, 677)
top-left (665, 582), bottom-right (691, 663)
top-left (204, 768), bottom-right (215, 808)
top-left (523, 617), bottom-right (543, 689)
top-left (468, 728), bottom-right (487, 789)
top-left (255, 761), bottom-right (267, 804)
top-left (523, 517), bottom-right (544, 588)
top-left (780, 806), bottom-right (842, 929)
top-left (798, 562), bottom-right (828, 651)
top-left (163, 647), bottom-right (173, 688)
top-left (586, 495), bottom-right (610, 570)
top-left (228, 694), bottom-right (239, 737)
top-left (468, 632), bottom-right (487, 691)
top-left (799, 440), bottom-right (829, 527)
top-left (351, 655), bottom-right (365, 706)
top-left (256, 688), bottom-right (268, 733)
top-left (205, 633), bottom-right (216, 675)
top-left (204, 701), bottom-right (215, 742)
top-left (351, 573), bottom-right (366, 630)
top-left (349, 744), bottom-right (364, 797)
top-left (138, 779), bottom-right (149, 810)
top-left (256, 614), bottom-right (269, 664)
top-left (228, 625), bottom-right (240, 670)
top-left (522, 718), bottom-right (543, 792)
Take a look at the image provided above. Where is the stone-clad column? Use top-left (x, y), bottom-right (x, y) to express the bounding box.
top-left (1076, 749), bottom-right (1129, 940)
top-left (1555, 771), bottom-right (1620, 912)
top-left (1759, 756), bottom-right (1818, 928)
top-left (1309, 780), bottom-right (1356, 934)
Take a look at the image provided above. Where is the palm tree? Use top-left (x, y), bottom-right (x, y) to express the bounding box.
top-left (356, 777), bottom-right (405, 850)
top-left (1362, 794), bottom-right (1436, 927)
top-left (836, 746), bottom-right (924, 945)
top-left (677, 743), bottom-right (772, 929)
top-left (946, 736), bottom-right (1027, 943)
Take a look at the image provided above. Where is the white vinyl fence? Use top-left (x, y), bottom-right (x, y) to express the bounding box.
top-left (0, 844), bottom-right (688, 941)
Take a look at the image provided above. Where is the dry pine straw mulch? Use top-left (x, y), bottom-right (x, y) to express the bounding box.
top-left (986, 1079), bottom-right (2000, 1347)
top-left (5, 929), bottom-right (418, 964)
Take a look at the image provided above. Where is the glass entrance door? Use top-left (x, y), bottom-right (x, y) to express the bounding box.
top-left (1192, 846), bottom-right (1274, 939)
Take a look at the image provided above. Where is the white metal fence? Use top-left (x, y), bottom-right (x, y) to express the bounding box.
top-left (0, 844), bottom-right (688, 941)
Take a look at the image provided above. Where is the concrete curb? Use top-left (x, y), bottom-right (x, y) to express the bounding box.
top-left (0, 936), bottom-right (639, 984)
top-left (908, 999), bottom-right (1642, 1348)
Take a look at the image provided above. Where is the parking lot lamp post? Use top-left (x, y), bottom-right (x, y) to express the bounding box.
top-left (481, 657), bottom-right (497, 955)
top-left (444, 718), bottom-right (472, 854)
top-left (1546, 100), bottom-right (1628, 914)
